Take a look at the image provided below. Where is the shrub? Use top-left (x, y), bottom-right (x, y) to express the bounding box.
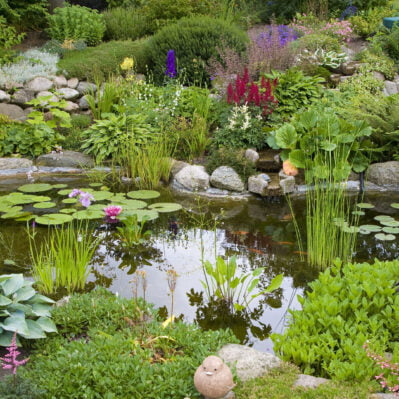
top-left (339, 69), bottom-right (385, 95)
top-left (356, 50), bottom-right (397, 80)
top-left (0, 16), bottom-right (25, 65)
top-left (349, 4), bottom-right (391, 37)
top-left (0, 49), bottom-right (59, 86)
top-left (293, 33), bottom-right (342, 53)
top-left (58, 39), bottom-right (149, 80)
top-left (41, 39), bottom-right (87, 56)
top-left (272, 258), bottom-right (399, 380)
top-left (0, 375), bottom-right (45, 399)
top-left (23, 288), bottom-right (237, 399)
top-left (146, 16), bottom-right (248, 86)
top-left (206, 148), bottom-right (256, 180)
top-left (373, 25), bottom-right (399, 63)
top-left (103, 6), bottom-right (150, 41)
top-left (47, 5), bottom-right (106, 46)
top-left (0, 0), bottom-right (48, 29)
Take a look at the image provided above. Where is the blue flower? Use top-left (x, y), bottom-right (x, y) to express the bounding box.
top-left (165, 49), bottom-right (177, 78)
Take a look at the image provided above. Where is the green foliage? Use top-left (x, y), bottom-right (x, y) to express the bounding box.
top-left (58, 39), bottom-right (149, 80)
top-left (81, 112), bottom-right (155, 164)
top-left (0, 0), bottom-right (48, 29)
top-left (372, 25), bottom-right (399, 62)
top-left (356, 50), bottom-right (397, 80)
top-left (71, 114), bottom-right (92, 129)
top-left (103, 6), bottom-right (150, 40)
top-left (272, 258), bottom-right (399, 380)
top-left (47, 5), bottom-right (106, 46)
top-left (339, 69), bottom-right (385, 95)
top-left (267, 69), bottom-right (325, 121)
top-left (202, 256), bottom-right (283, 312)
top-left (22, 288), bottom-right (237, 399)
top-left (293, 33), bottom-right (341, 53)
top-left (41, 39), bottom-right (87, 56)
top-left (146, 16), bottom-right (248, 85)
top-left (349, 4), bottom-right (392, 37)
top-left (206, 147), bottom-right (257, 181)
top-left (0, 16), bottom-right (24, 65)
top-left (1, 123), bottom-right (63, 158)
top-left (0, 375), bottom-right (45, 399)
top-left (117, 214), bottom-right (152, 245)
top-left (0, 274), bottom-right (56, 346)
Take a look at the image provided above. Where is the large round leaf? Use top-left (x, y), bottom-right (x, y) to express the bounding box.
top-left (35, 214), bottom-right (74, 225)
top-left (356, 203), bottom-right (374, 209)
top-left (127, 190), bottom-right (160, 200)
top-left (148, 202), bottom-right (182, 213)
top-left (73, 210), bottom-right (104, 220)
top-left (18, 183), bottom-right (53, 193)
top-left (375, 233), bottom-right (396, 241)
top-left (120, 209), bottom-right (159, 222)
top-left (33, 202), bottom-right (56, 209)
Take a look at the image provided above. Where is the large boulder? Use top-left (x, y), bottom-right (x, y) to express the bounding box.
top-left (367, 161), bottom-right (399, 186)
top-left (67, 78), bottom-right (79, 89)
top-left (26, 77), bottom-right (54, 92)
top-left (210, 166), bottom-right (245, 192)
top-left (54, 75), bottom-right (68, 88)
top-left (12, 89), bottom-right (35, 106)
top-left (218, 344), bottom-right (281, 382)
top-left (79, 95), bottom-right (90, 110)
top-left (248, 174), bottom-right (269, 196)
top-left (0, 103), bottom-right (26, 121)
top-left (279, 176), bottom-right (295, 194)
top-left (293, 374), bottom-right (329, 389)
top-left (0, 158), bottom-right (33, 169)
top-left (174, 165), bottom-right (210, 191)
top-left (36, 150), bottom-right (94, 168)
top-left (0, 90), bottom-right (10, 103)
top-left (57, 88), bottom-right (80, 100)
top-left (76, 81), bottom-right (97, 95)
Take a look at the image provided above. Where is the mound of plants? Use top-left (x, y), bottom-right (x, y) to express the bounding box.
top-left (21, 288), bottom-right (237, 399)
top-left (272, 258), bottom-right (399, 380)
top-left (146, 16), bottom-right (248, 85)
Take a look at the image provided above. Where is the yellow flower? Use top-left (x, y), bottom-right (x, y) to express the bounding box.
top-left (120, 57), bottom-right (134, 71)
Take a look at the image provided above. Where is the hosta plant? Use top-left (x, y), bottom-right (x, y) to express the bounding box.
top-left (0, 274), bottom-right (56, 346)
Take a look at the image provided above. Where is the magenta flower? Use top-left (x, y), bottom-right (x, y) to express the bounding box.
top-left (0, 332), bottom-right (29, 375)
top-left (104, 205), bottom-right (123, 220)
top-left (79, 192), bottom-right (94, 208)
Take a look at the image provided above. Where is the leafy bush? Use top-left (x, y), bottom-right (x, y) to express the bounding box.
top-left (339, 69), bottom-right (385, 95)
top-left (0, 0), bottom-right (48, 29)
top-left (146, 16), bottom-right (248, 85)
top-left (0, 274), bottom-right (56, 346)
top-left (0, 375), bottom-right (45, 399)
top-left (293, 33), bottom-right (342, 53)
top-left (349, 4), bottom-right (391, 37)
top-left (41, 39), bottom-right (87, 56)
top-left (372, 25), bottom-right (399, 62)
top-left (47, 5), bottom-right (106, 46)
top-left (103, 6), bottom-right (150, 40)
top-left (23, 288), bottom-right (237, 399)
top-left (206, 147), bottom-right (256, 181)
top-left (0, 49), bottom-right (59, 86)
top-left (267, 68), bottom-right (325, 121)
top-left (58, 39), bottom-right (149, 80)
top-left (81, 112), bottom-right (155, 163)
top-left (0, 16), bottom-right (25, 65)
top-left (272, 258), bottom-right (399, 380)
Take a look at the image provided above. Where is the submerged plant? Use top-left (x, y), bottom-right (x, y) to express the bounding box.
top-left (202, 256), bottom-right (283, 312)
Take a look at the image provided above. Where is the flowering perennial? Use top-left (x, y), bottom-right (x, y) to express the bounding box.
top-left (227, 68), bottom-right (278, 115)
top-left (165, 50), bottom-right (177, 78)
top-left (104, 205), bottom-right (123, 220)
top-left (0, 332), bottom-right (29, 375)
top-left (69, 189), bottom-right (95, 208)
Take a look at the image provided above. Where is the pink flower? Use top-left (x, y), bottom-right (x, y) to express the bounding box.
top-left (0, 332), bottom-right (29, 375)
top-left (104, 205), bottom-right (123, 220)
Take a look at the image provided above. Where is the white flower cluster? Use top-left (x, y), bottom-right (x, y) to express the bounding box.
top-left (0, 49), bottom-right (59, 86)
top-left (227, 104), bottom-right (251, 131)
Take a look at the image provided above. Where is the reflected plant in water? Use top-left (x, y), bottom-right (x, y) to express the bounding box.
top-left (135, 270), bottom-right (147, 303)
top-left (202, 256), bottom-right (283, 312)
top-left (116, 215), bottom-right (152, 246)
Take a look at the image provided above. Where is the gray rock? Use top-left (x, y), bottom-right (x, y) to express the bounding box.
top-left (369, 394), bottom-right (398, 399)
top-left (384, 81), bottom-right (398, 96)
top-left (0, 158), bottom-right (33, 169)
top-left (218, 344), bottom-right (281, 382)
top-left (210, 166), bottom-right (245, 192)
top-left (280, 176), bottom-right (295, 194)
top-left (329, 74), bottom-right (342, 85)
top-left (67, 78), bottom-right (79, 89)
top-left (340, 61), bottom-right (361, 76)
top-left (174, 165), bottom-right (210, 191)
top-left (12, 89), bottom-right (35, 106)
top-left (245, 148), bottom-right (259, 163)
top-left (54, 75), bottom-right (67, 88)
top-left (26, 77), bottom-right (54, 92)
top-left (35, 150), bottom-right (94, 168)
top-left (24, 107), bottom-right (34, 116)
top-left (373, 71), bottom-right (386, 81)
top-left (339, 76), bottom-right (351, 83)
top-left (171, 159), bottom-right (190, 177)
top-left (36, 91), bottom-right (59, 104)
top-left (64, 101), bottom-right (79, 112)
top-left (57, 87), bottom-right (80, 100)
top-left (0, 103), bottom-right (26, 121)
top-left (3, 81), bottom-right (23, 91)
top-left (0, 90), bottom-right (10, 103)
top-left (367, 161), bottom-right (399, 186)
top-left (248, 175), bottom-right (269, 196)
top-left (79, 95), bottom-right (90, 110)
top-left (76, 81), bottom-right (97, 95)
top-left (293, 374), bottom-right (329, 389)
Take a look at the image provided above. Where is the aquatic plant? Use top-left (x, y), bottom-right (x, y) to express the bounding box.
top-left (116, 214), bottom-right (152, 246)
top-left (166, 269), bottom-right (178, 327)
top-left (0, 274), bottom-right (56, 346)
top-left (69, 189), bottom-right (94, 208)
top-left (202, 256), bottom-right (283, 312)
top-left (104, 205), bottom-right (123, 221)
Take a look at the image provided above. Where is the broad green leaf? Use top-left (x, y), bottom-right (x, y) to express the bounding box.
top-left (1, 314), bottom-right (29, 335)
top-left (289, 149), bottom-right (306, 168)
top-left (233, 303), bottom-right (245, 312)
top-left (275, 124), bottom-right (298, 150)
top-left (32, 303), bottom-right (52, 317)
top-left (264, 274), bottom-right (284, 293)
top-left (247, 278), bottom-right (260, 294)
top-left (0, 295), bottom-right (12, 306)
top-left (13, 286), bottom-right (36, 302)
top-left (21, 319), bottom-right (46, 339)
top-left (0, 274), bottom-right (24, 296)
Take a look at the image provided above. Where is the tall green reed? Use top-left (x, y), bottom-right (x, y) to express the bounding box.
top-left (28, 221), bottom-right (101, 294)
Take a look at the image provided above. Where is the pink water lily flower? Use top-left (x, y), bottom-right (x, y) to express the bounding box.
top-left (104, 205), bottom-right (123, 220)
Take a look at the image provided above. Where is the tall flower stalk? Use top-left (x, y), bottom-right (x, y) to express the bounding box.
top-left (165, 49), bottom-right (177, 78)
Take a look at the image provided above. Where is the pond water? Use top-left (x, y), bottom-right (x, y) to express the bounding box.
top-left (0, 174), bottom-right (398, 352)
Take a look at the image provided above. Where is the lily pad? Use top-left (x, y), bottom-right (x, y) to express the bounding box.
top-left (382, 227), bottom-right (399, 234)
top-left (359, 225), bottom-right (382, 232)
top-left (52, 184), bottom-right (68, 189)
top-left (58, 189), bottom-right (72, 196)
top-left (91, 191), bottom-right (113, 201)
top-left (62, 198), bottom-right (78, 204)
top-left (356, 203), bottom-right (374, 209)
top-left (120, 209), bottom-right (159, 222)
top-left (59, 208), bottom-right (76, 214)
top-left (390, 203), bottom-right (399, 209)
top-left (352, 211), bottom-right (365, 216)
top-left (342, 226), bottom-right (360, 233)
top-left (35, 214), bottom-right (73, 225)
top-left (1, 210), bottom-right (31, 219)
top-left (15, 215), bottom-right (35, 222)
top-left (33, 202), bottom-right (56, 209)
top-left (112, 199), bottom-right (146, 209)
top-left (379, 220), bottom-right (399, 227)
top-left (127, 190), bottom-right (160, 200)
top-left (73, 210), bottom-right (104, 220)
top-left (374, 215), bottom-right (394, 222)
top-left (18, 183), bottom-right (53, 193)
top-left (5, 193), bottom-right (51, 205)
top-left (375, 233), bottom-right (396, 241)
top-left (89, 183), bottom-right (103, 188)
top-left (148, 202), bottom-right (183, 213)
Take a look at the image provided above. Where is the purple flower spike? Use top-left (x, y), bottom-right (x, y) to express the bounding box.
top-left (165, 50), bottom-right (177, 78)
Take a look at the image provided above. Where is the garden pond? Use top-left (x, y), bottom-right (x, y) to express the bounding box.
top-left (0, 174), bottom-right (398, 352)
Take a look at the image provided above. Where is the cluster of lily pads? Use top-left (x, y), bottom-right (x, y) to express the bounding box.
top-left (335, 202), bottom-right (399, 241)
top-left (0, 183), bottom-right (182, 225)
